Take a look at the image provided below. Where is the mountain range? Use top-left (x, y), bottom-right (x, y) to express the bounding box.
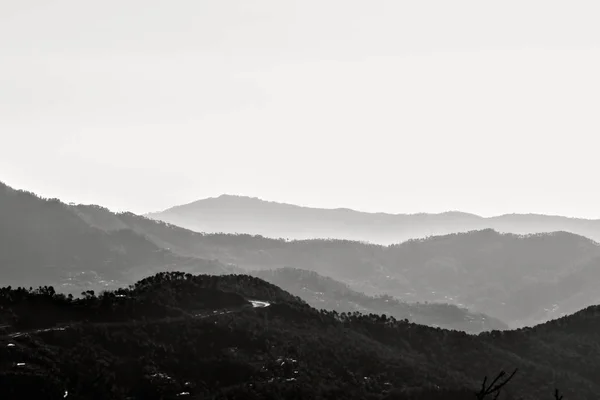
top-left (0, 181), bottom-right (504, 333)
top-left (6, 181), bottom-right (600, 397)
top-left (0, 182), bottom-right (237, 291)
top-left (76, 198), bottom-right (600, 327)
top-left (147, 194), bottom-right (600, 245)
top-left (5, 181), bottom-right (600, 328)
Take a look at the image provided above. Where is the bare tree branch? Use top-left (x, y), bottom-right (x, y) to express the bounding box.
top-left (475, 368), bottom-right (518, 399)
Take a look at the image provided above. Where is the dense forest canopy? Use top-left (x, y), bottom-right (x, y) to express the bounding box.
top-left (0, 272), bottom-right (594, 399)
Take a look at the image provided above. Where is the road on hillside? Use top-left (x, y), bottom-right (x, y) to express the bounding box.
top-left (2, 300), bottom-right (270, 341)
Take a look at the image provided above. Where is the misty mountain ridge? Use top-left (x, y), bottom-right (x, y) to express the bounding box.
top-left (0, 181), bottom-right (509, 332)
top-left (147, 194), bottom-right (600, 245)
top-left (0, 181), bottom-right (238, 292)
top-left (10, 180), bottom-right (600, 396)
top-left (81, 200), bottom-right (600, 327)
top-left (5, 180), bottom-right (600, 329)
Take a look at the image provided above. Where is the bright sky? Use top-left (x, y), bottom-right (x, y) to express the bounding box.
top-left (1, 0), bottom-right (600, 217)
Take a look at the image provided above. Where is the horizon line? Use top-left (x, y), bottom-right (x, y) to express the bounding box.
top-left (147, 193), bottom-right (600, 222)
top-left (3, 179), bottom-right (599, 221)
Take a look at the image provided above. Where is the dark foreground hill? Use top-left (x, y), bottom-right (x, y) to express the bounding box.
top-left (146, 194), bottom-right (600, 245)
top-left (0, 272), bottom-right (599, 399)
top-left (251, 268), bottom-right (508, 333)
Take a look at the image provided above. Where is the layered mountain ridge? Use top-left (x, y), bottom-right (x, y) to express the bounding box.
top-left (0, 182), bottom-right (237, 292)
top-left (0, 181), bottom-right (507, 333)
top-left (5, 181), bottom-right (600, 328)
top-left (147, 194), bottom-right (600, 245)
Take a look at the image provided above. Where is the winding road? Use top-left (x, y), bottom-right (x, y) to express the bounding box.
top-left (250, 300), bottom-right (270, 308)
top-left (2, 299), bottom-right (270, 341)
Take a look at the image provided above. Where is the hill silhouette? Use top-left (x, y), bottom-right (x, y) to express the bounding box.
top-left (2, 272), bottom-right (600, 399)
top-left (146, 194), bottom-right (600, 245)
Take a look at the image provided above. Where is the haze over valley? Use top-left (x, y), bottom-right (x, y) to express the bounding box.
top-left (5, 174), bottom-right (600, 400)
top-left (2, 0), bottom-right (600, 398)
top-left (4, 181), bottom-right (600, 330)
top-left (4, 181), bottom-right (600, 398)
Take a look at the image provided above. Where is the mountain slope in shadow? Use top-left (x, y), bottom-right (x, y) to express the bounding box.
top-left (0, 182), bottom-right (236, 294)
top-left (251, 267), bottom-right (509, 333)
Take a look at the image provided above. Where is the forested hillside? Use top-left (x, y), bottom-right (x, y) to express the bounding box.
top-left (251, 268), bottom-right (508, 333)
top-left (0, 272), bottom-right (596, 399)
top-left (0, 182), bottom-right (236, 292)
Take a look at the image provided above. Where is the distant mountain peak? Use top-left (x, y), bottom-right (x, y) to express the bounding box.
top-left (182, 194), bottom-right (282, 207)
top-left (146, 193), bottom-right (600, 246)
top-left (215, 194), bottom-right (259, 200)
top-left (153, 194), bottom-right (484, 218)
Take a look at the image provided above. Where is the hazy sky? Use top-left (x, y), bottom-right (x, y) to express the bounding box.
top-left (1, 1), bottom-right (600, 217)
